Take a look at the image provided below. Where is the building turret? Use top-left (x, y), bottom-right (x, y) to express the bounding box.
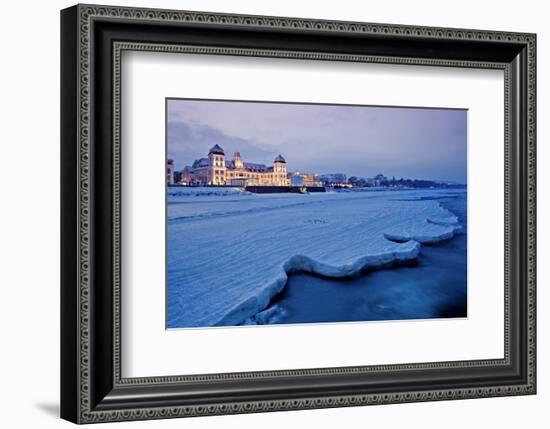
top-left (208, 144), bottom-right (225, 155)
top-left (208, 145), bottom-right (226, 185)
top-left (233, 152), bottom-right (244, 169)
top-left (274, 154), bottom-right (286, 164)
top-left (273, 155), bottom-right (289, 186)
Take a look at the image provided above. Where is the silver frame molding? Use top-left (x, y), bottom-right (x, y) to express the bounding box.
top-left (61, 4), bottom-right (536, 424)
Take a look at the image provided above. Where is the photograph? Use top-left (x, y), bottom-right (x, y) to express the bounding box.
top-left (166, 99), bottom-right (468, 329)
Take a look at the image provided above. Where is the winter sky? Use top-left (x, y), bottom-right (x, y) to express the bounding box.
top-left (167, 98), bottom-right (467, 183)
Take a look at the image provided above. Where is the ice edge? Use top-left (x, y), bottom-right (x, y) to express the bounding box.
top-left (237, 220), bottom-right (462, 327)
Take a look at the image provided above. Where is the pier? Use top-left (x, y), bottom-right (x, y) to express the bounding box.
top-left (245, 185), bottom-right (326, 194)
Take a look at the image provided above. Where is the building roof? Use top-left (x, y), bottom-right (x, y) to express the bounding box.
top-left (226, 160), bottom-right (269, 171)
top-left (244, 162), bottom-right (268, 171)
top-left (191, 158), bottom-right (210, 169)
top-left (208, 144), bottom-right (225, 155)
top-left (274, 154), bottom-right (286, 163)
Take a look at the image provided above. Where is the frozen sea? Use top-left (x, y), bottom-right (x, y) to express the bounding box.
top-left (167, 187), bottom-right (467, 328)
top-left (274, 193), bottom-right (467, 324)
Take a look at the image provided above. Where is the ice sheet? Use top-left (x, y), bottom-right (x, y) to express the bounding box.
top-left (167, 188), bottom-right (464, 328)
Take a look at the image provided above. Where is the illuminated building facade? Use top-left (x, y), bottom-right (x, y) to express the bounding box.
top-left (180, 145), bottom-right (290, 186)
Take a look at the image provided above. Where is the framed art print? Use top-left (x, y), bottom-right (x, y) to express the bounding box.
top-left (61, 4), bottom-right (536, 424)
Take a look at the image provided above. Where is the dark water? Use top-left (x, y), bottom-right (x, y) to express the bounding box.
top-left (274, 193), bottom-right (468, 324)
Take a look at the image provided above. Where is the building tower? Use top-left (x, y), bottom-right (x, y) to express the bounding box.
top-left (233, 152), bottom-right (244, 169)
top-left (273, 155), bottom-right (288, 186)
top-left (167, 159), bottom-right (174, 185)
top-left (208, 144), bottom-right (226, 185)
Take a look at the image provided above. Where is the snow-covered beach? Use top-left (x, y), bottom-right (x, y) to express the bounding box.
top-left (167, 187), bottom-right (466, 328)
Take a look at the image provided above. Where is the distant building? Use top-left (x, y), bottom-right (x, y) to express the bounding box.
top-left (319, 173), bottom-right (347, 186)
top-left (373, 173), bottom-right (388, 187)
top-left (167, 159), bottom-right (174, 185)
top-left (289, 172), bottom-right (323, 187)
top-left (180, 145), bottom-right (290, 186)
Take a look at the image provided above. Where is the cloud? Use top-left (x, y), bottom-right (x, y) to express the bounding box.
top-left (167, 120), bottom-right (275, 168)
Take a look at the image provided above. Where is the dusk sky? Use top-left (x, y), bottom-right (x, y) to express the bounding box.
top-left (167, 98), bottom-right (467, 183)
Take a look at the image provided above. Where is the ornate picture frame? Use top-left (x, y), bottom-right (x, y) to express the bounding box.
top-left (61, 4), bottom-right (536, 424)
